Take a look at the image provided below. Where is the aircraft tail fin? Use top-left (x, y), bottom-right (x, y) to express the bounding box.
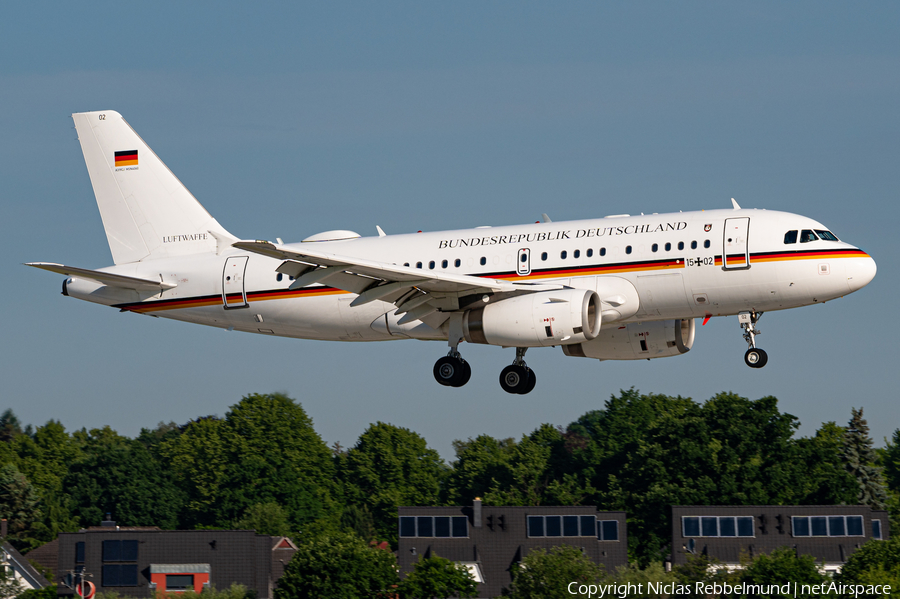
top-left (72, 111), bottom-right (236, 265)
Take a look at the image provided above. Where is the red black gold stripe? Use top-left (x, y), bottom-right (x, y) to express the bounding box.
top-left (116, 285), bottom-right (346, 314)
top-left (113, 249), bottom-right (869, 314)
top-left (494, 257), bottom-right (686, 282)
top-left (115, 150), bottom-right (138, 167)
top-left (748, 248), bottom-right (869, 263)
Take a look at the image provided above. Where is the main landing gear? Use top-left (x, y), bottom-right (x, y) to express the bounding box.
top-left (499, 347), bottom-right (536, 395)
top-left (739, 311), bottom-right (768, 368)
top-left (432, 346), bottom-right (537, 394)
top-left (433, 351), bottom-right (471, 387)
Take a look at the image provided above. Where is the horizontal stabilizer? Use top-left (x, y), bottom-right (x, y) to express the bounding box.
top-left (25, 262), bottom-right (176, 291)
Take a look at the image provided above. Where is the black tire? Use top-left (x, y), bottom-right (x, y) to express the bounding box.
top-left (434, 356), bottom-right (460, 386)
top-left (744, 348), bottom-right (768, 368)
top-left (518, 369), bottom-right (536, 394)
top-left (500, 364), bottom-right (528, 394)
top-left (458, 360), bottom-right (472, 387)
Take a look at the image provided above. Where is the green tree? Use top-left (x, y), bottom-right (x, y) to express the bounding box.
top-left (399, 554), bottom-right (478, 599)
top-left (446, 435), bottom-right (516, 505)
top-left (159, 416), bottom-right (229, 527)
top-left (738, 547), bottom-right (827, 597)
top-left (792, 421), bottom-right (856, 505)
top-left (234, 502), bottom-right (291, 536)
top-left (217, 393), bottom-right (336, 530)
top-left (481, 424), bottom-right (595, 507)
top-left (0, 564), bottom-right (25, 599)
top-left (0, 463), bottom-right (41, 549)
top-left (843, 408), bottom-right (888, 509)
top-left (0, 409), bottom-right (23, 443)
top-left (16, 585), bottom-right (58, 599)
top-left (503, 545), bottom-right (605, 599)
top-left (6, 420), bottom-right (82, 544)
top-left (839, 536), bottom-right (900, 585)
top-left (338, 422), bottom-right (446, 545)
top-left (882, 429), bottom-right (900, 493)
top-left (162, 394), bottom-right (336, 530)
top-left (611, 562), bottom-right (681, 599)
top-left (274, 532), bottom-right (398, 599)
top-left (339, 504), bottom-right (377, 542)
top-left (562, 390), bottom-right (851, 564)
top-left (64, 426), bottom-right (184, 528)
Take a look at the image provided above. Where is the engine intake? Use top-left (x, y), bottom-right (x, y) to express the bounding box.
top-left (463, 289), bottom-right (601, 348)
top-left (562, 318), bottom-right (695, 360)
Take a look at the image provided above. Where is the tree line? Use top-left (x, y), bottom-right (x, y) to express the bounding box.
top-left (0, 390), bottom-right (897, 568)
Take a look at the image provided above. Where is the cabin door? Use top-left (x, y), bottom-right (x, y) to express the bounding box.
top-left (722, 218), bottom-right (750, 270)
top-left (222, 256), bottom-right (249, 309)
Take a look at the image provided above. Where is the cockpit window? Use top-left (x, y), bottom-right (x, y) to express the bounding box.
top-left (784, 230), bottom-right (798, 244)
top-left (815, 230), bottom-right (839, 241)
top-left (800, 229), bottom-right (818, 243)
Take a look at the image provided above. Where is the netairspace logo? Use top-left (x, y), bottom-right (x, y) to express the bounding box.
top-left (567, 581), bottom-right (893, 597)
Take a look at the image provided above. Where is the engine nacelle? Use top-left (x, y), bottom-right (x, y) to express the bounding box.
top-left (463, 289), bottom-right (601, 348)
top-left (562, 318), bottom-right (695, 360)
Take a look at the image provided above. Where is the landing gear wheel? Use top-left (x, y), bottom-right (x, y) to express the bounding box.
top-left (744, 348), bottom-right (768, 368)
top-left (499, 365), bottom-right (534, 394)
top-left (521, 369), bottom-right (536, 394)
top-left (459, 360), bottom-right (472, 386)
top-left (434, 356), bottom-right (470, 387)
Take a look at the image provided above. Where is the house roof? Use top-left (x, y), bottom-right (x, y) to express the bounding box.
top-left (3, 542), bottom-right (50, 589)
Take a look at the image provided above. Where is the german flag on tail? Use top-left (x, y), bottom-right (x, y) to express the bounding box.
top-left (114, 150), bottom-right (138, 167)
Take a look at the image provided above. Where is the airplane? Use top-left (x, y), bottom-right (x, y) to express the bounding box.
top-left (28, 111), bottom-right (877, 395)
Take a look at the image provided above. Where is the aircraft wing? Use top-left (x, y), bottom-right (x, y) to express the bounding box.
top-left (25, 262), bottom-right (176, 291)
top-left (232, 240), bottom-right (562, 325)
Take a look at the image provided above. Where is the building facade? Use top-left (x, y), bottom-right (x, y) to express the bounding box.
top-left (670, 505), bottom-right (890, 573)
top-left (55, 524), bottom-right (296, 599)
top-left (398, 500), bottom-right (627, 598)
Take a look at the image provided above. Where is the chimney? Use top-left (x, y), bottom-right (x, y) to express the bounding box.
top-left (1, 518), bottom-right (7, 538)
top-left (473, 498), bottom-right (482, 528)
top-left (101, 513), bottom-right (117, 528)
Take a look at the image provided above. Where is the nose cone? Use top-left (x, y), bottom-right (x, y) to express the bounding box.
top-left (847, 253), bottom-right (876, 292)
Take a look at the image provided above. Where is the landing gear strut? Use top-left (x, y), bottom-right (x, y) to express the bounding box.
top-left (739, 311), bottom-right (768, 368)
top-left (499, 348), bottom-right (536, 394)
top-left (434, 315), bottom-right (471, 387)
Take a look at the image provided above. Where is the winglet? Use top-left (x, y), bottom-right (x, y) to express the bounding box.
top-left (541, 213), bottom-right (552, 223)
top-left (376, 225), bottom-right (387, 237)
top-left (731, 198), bottom-right (741, 210)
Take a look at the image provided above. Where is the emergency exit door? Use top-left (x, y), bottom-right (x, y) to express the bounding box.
top-left (723, 218), bottom-right (750, 270)
top-left (222, 256), bottom-right (249, 308)
top-left (517, 248), bottom-right (531, 276)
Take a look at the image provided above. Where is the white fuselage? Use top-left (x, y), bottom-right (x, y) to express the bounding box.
top-left (64, 208), bottom-right (876, 345)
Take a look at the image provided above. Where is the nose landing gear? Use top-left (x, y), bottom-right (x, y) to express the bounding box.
top-left (499, 347), bottom-right (536, 394)
top-left (739, 311), bottom-right (768, 368)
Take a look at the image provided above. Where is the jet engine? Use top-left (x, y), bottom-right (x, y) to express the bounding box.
top-left (463, 289), bottom-right (601, 347)
top-left (562, 318), bottom-right (695, 360)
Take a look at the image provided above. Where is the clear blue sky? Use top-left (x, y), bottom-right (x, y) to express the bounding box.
top-left (2, 2), bottom-right (898, 459)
